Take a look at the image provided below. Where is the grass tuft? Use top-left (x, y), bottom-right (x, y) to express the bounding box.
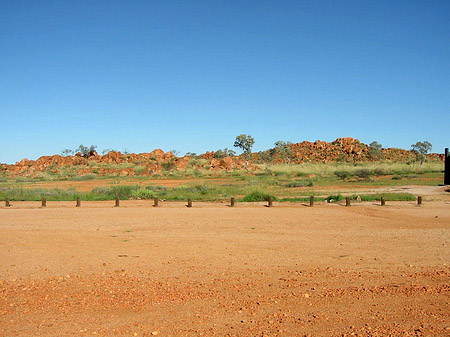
top-left (241, 191), bottom-right (277, 202)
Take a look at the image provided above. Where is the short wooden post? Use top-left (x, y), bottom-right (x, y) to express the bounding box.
top-left (187, 199), bottom-right (192, 208)
top-left (230, 197), bottom-right (235, 207)
top-left (417, 196), bottom-right (422, 205)
top-left (380, 197), bottom-right (385, 206)
top-left (268, 197), bottom-right (273, 207)
top-left (42, 198), bottom-right (47, 207)
top-left (5, 198), bottom-right (10, 207)
top-left (76, 197), bottom-right (81, 207)
top-left (115, 197), bottom-right (120, 207)
top-left (153, 197), bottom-right (159, 207)
top-left (345, 197), bottom-right (351, 207)
top-left (310, 196), bottom-right (314, 207)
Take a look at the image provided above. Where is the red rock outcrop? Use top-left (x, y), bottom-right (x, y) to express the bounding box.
top-left (219, 157), bottom-right (234, 170)
top-left (1, 138), bottom-right (444, 178)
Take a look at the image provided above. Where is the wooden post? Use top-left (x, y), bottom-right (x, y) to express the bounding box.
top-left (76, 197), bottom-right (81, 207)
top-left (42, 198), bottom-right (47, 207)
top-left (345, 197), bottom-right (351, 207)
top-left (230, 197), bottom-right (235, 207)
top-left (115, 197), bottom-right (120, 207)
top-left (268, 197), bottom-right (273, 207)
top-left (187, 199), bottom-right (192, 208)
top-left (5, 198), bottom-right (10, 207)
top-left (417, 196), bottom-right (422, 205)
top-left (380, 197), bottom-right (385, 206)
top-left (153, 197), bottom-right (159, 207)
top-left (310, 196), bottom-right (314, 207)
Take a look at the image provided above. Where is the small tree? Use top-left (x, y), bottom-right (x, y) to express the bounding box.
top-left (169, 149), bottom-right (180, 157)
top-left (368, 141), bottom-right (383, 160)
top-left (411, 141), bottom-right (432, 164)
top-left (233, 134), bottom-right (255, 156)
top-left (76, 144), bottom-right (97, 158)
top-left (214, 148), bottom-right (236, 159)
top-left (273, 141), bottom-right (295, 164)
top-left (258, 150), bottom-right (273, 163)
top-left (61, 149), bottom-right (74, 157)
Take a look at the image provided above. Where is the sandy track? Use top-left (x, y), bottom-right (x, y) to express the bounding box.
top-left (1, 202), bottom-right (449, 336)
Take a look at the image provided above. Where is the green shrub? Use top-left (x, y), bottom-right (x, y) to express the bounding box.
top-left (192, 184), bottom-right (210, 195)
top-left (371, 168), bottom-right (386, 176)
top-left (161, 162), bottom-right (176, 171)
top-left (91, 187), bottom-right (111, 195)
top-left (354, 169), bottom-right (371, 179)
top-left (334, 170), bottom-right (351, 180)
top-left (214, 148), bottom-right (235, 159)
top-left (326, 194), bottom-right (344, 202)
top-left (392, 175), bottom-right (402, 180)
top-left (241, 191), bottom-right (277, 202)
top-left (91, 185), bottom-right (139, 199)
top-left (109, 185), bottom-right (138, 199)
top-left (131, 188), bottom-right (154, 199)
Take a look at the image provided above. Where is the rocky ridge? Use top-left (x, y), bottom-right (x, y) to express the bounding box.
top-left (1, 137), bottom-right (443, 178)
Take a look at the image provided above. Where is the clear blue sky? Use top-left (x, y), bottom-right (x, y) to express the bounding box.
top-left (1, 0), bottom-right (449, 164)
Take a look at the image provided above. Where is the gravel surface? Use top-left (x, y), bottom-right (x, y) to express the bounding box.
top-left (1, 201), bottom-right (449, 336)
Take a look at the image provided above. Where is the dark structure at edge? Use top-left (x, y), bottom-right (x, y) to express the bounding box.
top-left (445, 148), bottom-right (450, 185)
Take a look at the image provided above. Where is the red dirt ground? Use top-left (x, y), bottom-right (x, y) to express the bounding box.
top-left (0, 201), bottom-right (449, 336)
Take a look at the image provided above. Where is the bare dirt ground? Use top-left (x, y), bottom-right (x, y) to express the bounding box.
top-left (1, 200), bottom-right (449, 336)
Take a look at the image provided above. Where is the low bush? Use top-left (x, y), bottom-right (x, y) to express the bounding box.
top-left (326, 194), bottom-right (344, 202)
top-left (371, 168), bottom-right (387, 176)
top-left (131, 188), bottom-right (154, 199)
top-left (92, 185), bottom-right (138, 199)
top-left (334, 170), bottom-right (351, 180)
top-left (109, 185), bottom-right (138, 199)
top-left (354, 169), bottom-right (371, 180)
top-left (91, 187), bottom-right (111, 195)
top-left (241, 191), bottom-right (277, 202)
